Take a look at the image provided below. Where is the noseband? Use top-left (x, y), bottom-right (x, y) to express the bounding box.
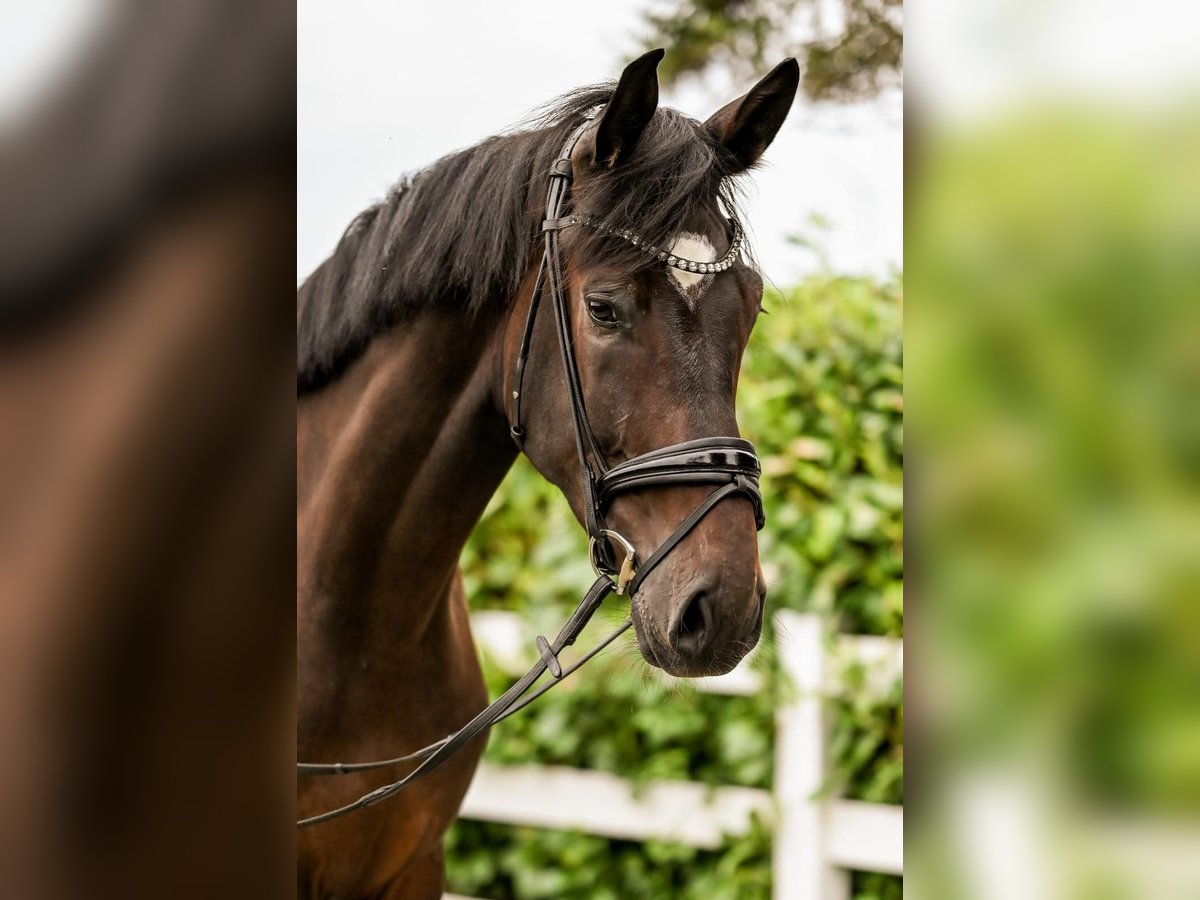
top-left (297, 112), bottom-right (765, 828)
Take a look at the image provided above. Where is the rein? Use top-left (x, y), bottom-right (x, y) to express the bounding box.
top-left (297, 112), bottom-right (765, 829)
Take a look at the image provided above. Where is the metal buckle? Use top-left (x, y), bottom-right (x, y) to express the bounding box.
top-left (588, 529), bottom-right (637, 595)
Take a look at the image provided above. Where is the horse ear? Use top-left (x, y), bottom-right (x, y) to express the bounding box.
top-left (705, 58), bottom-right (799, 172)
top-left (593, 48), bottom-right (664, 168)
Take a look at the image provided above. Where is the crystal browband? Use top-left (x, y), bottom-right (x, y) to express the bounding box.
top-left (563, 215), bottom-right (744, 274)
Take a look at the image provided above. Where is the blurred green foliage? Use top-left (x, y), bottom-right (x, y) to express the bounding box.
top-left (447, 818), bottom-right (773, 900)
top-left (636, 0), bottom-right (902, 101)
top-left (908, 108), bottom-right (1200, 897)
top-left (448, 273), bottom-right (903, 898)
top-left (909, 110), bottom-right (1200, 815)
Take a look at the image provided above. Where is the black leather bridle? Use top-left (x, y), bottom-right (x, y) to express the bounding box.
top-left (297, 111), bottom-right (765, 829)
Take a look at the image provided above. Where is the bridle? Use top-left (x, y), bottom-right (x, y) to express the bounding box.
top-left (297, 110), bottom-right (765, 828)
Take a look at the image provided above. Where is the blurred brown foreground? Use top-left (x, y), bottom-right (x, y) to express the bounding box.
top-left (0, 3), bottom-right (296, 898)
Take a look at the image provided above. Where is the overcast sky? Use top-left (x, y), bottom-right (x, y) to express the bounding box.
top-left (0, 0), bottom-right (902, 287)
top-left (10, 2), bottom-right (1194, 288)
top-left (298, 0), bottom-right (902, 286)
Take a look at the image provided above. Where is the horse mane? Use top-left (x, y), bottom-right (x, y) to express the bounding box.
top-left (297, 84), bottom-right (752, 393)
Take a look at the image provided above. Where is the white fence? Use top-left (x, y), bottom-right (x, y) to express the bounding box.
top-left (451, 609), bottom-right (902, 900)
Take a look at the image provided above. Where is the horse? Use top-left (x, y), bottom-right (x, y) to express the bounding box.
top-left (297, 49), bottom-right (798, 898)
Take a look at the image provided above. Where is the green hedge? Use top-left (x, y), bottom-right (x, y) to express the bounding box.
top-left (449, 274), bottom-right (903, 899)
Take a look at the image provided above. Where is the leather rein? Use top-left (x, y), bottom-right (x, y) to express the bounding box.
top-left (297, 112), bottom-right (765, 829)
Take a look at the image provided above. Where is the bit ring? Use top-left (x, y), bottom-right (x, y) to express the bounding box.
top-left (588, 529), bottom-right (637, 595)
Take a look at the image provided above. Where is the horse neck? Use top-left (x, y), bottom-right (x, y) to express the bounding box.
top-left (297, 304), bottom-right (516, 656)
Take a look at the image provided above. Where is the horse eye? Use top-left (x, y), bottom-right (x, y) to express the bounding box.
top-left (586, 298), bottom-right (620, 326)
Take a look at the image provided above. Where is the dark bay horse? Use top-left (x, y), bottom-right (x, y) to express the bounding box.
top-left (297, 50), bottom-right (798, 898)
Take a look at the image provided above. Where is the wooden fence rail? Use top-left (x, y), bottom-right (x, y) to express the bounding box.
top-left (452, 609), bottom-right (902, 899)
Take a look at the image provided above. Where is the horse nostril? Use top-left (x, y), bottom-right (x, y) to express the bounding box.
top-left (671, 589), bottom-right (713, 656)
